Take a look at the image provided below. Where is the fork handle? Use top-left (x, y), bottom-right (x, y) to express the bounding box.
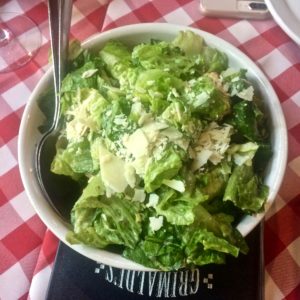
top-left (48, 0), bottom-right (73, 130)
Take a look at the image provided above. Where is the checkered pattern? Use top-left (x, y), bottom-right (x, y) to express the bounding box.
top-left (1, 0), bottom-right (300, 299)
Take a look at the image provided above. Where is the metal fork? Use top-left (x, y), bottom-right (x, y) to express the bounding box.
top-left (35, 0), bottom-right (77, 222)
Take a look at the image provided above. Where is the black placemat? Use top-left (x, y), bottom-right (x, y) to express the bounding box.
top-left (46, 224), bottom-right (264, 300)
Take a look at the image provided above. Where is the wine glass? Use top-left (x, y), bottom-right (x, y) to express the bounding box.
top-left (0, 12), bottom-right (42, 73)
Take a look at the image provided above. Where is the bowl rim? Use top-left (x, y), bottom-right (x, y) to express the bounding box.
top-left (18, 22), bottom-right (288, 271)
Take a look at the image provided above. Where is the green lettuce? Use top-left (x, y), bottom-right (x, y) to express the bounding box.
top-left (172, 30), bottom-right (228, 73)
top-left (132, 39), bottom-right (198, 78)
top-left (124, 223), bottom-right (185, 271)
top-left (223, 164), bottom-right (269, 213)
top-left (99, 40), bottom-right (132, 80)
top-left (61, 61), bottom-right (99, 93)
top-left (124, 203), bottom-right (248, 270)
top-left (51, 138), bottom-right (95, 180)
top-left (184, 75), bottom-right (231, 121)
top-left (155, 188), bottom-right (207, 225)
top-left (197, 160), bottom-right (232, 201)
top-left (226, 100), bottom-right (265, 142)
top-left (134, 69), bottom-right (184, 114)
top-left (172, 30), bottom-right (204, 55)
top-left (144, 147), bottom-right (183, 193)
top-left (201, 46), bottom-right (228, 73)
top-left (68, 174), bottom-right (142, 249)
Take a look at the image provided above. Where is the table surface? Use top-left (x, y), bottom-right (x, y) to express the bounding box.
top-left (1, 0), bottom-right (300, 299)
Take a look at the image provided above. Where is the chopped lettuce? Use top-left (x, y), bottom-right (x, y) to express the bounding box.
top-left (144, 147), bottom-right (183, 193)
top-left (223, 164), bottom-right (269, 213)
top-left (133, 69), bottom-right (184, 114)
top-left (47, 30), bottom-right (271, 271)
top-left (184, 75), bottom-right (231, 121)
top-left (201, 46), bottom-right (228, 73)
top-left (172, 30), bottom-right (204, 55)
top-left (124, 223), bottom-right (185, 270)
top-left (99, 40), bottom-right (132, 80)
top-left (132, 40), bottom-right (194, 75)
top-left (61, 61), bottom-right (99, 93)
top-left (221, 68), bottom-right (253, 100)
top-left (196, 160), bottom-right (232, 201)
top-left (226, 100), bottom-right (266, 142)
top-left (51, 138), bottom-right (95, 180)
top-left (154, 187), bottom-right (207, 225)
top-left (172, 30), bottom-right (228, 73)
top-left (68, 174), bottom-right (142, 249)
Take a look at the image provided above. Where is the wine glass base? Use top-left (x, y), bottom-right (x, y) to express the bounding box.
top-left (0, 12), bottom-right (42, 73)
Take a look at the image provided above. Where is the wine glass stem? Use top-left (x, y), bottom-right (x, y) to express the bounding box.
top-left (0, 27), bottom-right (12, 47)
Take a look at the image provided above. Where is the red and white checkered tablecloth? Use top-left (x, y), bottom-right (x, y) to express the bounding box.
top-left (1, 0), bottom-right (300, 299)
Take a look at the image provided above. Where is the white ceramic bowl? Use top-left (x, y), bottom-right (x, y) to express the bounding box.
top-left (18, 23), bottom-right (288, 271)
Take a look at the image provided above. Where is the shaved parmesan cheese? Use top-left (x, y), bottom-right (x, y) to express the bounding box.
top-left (81, 69), bottom-right (98, 78)
top-left (123, 129), bottom-right (149, 158)
top-left (191, 149), bottom-right (213, 171)
top-left (124, 163), bottom-right (136, 188)
top-left (66, 119), bottom-right (88, 141)
top-left (99, 143), bottom-right (128, 194)
top-left (138, 113), bottom-right (152, 126)
top-left (149, 216), bottom-right (163, 231)
top-left (142, 128), bottom-right (160, 144)
top-left (133, 189), bottom-right (146, 202)
top-left (174, 138), bottom-right (190, 151)
top-left (146, 193), bottom-right (159, 208)
top-left (131, 155), bottom-right (150, 175)
top-left (160, 128), bottom-right (189, 150)
top-left (209, 152), bottom-right (224, 165)
top-left (221, 68), bottom-right (236, 78)
top-left (142, 121), bottom-right (169, 132)
top-left (237, 86), bottom-right (254, 101)
top-left (161, 127), bottom-right (183, 140)
top-left (192, 122), bottom-right (233, 171)
top-left (163, 179), bottom-right (185, 193)
top-left (193, 92), bottom-right (209, 107)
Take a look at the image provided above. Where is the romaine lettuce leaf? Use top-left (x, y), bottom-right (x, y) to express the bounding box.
top-left (124, 203), bottom-right (247, 270)
top-left (99, 40), bottom-right (132, 79)
top-left (61, 61), bottom-right (99, 93)
top-left (172, 30), bottom-right (204, 55)
top-left (161, 100), bottom-right (191, 128)
top-left (253, 143), bottom-right (273, 173)
top-left (226, 100), bottom-right (266, 142)
top-left (51, 138), bottom-right (95, 179)
top-left (196, 160), bottom-right (232, 201)
top-left (63, 88), bottom-right (109, 137)
top-left (100, 40), bottom-right (131, 65)
top-left (69, 178), bottom-right (142, 249)
top-left (144, 147), bottom-right (183, 193)
top-left (172, 30), bottom-right (228, 73)
top-left (221, 68), bottom-right (254, 101)
top-left (227, 142), bottom-right (259, 166)
top-left (191, 204), bottom-right (248, 254)
top-left (184, 228), bottom-right (239, 264)
top-left (134, 69), bottom-right (184, 114)
top-left (123, 222), bottom-right (185, 271)
top-left (223, 164), bottom-right (269, 213)
top-left (184, 75), bottom-right (231, 121)
top-left (201, 46), bottom-right (228, 73)
top-left (155, 187), bottom-right (207, 225)
top-left (132, 39), bottom-right (198, 77)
